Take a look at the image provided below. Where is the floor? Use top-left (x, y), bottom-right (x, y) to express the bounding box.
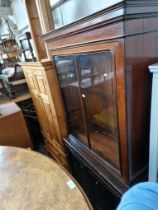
top-left (0, 89), bottom-right (31, 105)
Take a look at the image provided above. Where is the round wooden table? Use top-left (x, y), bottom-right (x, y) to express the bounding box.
top-left (0, 146), bottom-right (92, 210)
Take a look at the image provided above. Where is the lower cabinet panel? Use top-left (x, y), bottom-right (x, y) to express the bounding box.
top-left (67, 148), bottom-right (120, 210)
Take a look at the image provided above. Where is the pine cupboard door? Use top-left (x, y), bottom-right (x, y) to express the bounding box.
top-left (24, 69), bottom-right (58, 143)
top-left (24, 69), bottom-right (38, 95)
top-left (32, 69), bottom-right (47, 96)
top-left (33, 70), bottom-right (59, 143)
top-left (39, 94), bottom-right (59, 142)
top-left (37, 94), bottom-right (52, 139)
top-left (25, 70), bottom-right (52, 140)
top-left (23, 70), bottom-right (46, 135)
top-left (33, 92), bottom-right (51, 139)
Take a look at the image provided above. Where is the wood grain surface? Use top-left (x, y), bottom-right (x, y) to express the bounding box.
top-left (0, 146), bottom-right (92, 210)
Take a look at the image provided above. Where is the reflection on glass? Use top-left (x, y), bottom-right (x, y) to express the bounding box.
top-left (77, 51), bottom-right (120, 168)
top-left (54, 55), bottom-right (88, 145)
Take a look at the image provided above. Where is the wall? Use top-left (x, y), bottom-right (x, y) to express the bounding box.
top-left (50, 0), bottom-right (122, 29)
top-left (10, 0), bottom-right (29, 34)
top-left (0, 0), bottom-right (36, 60)
top-left (0, 23), bottom-right (8, 36)
top-left (0, 0), bottom-right (29, 36)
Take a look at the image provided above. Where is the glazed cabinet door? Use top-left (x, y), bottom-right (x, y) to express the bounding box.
top-left (53, 41), bottom-right (127, 175)
top-left (77, 51), bottom-right (119, 169)
top-left (54, 55), bottom-right (89, 146)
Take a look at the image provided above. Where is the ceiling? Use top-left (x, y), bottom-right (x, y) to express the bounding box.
top-left (0, 0), bottom-right (11, 7)
top-left (0, 0), bottom-right (12, 19)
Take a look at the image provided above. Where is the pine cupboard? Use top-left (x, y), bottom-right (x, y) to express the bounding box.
top-left (21, 61), bottom-right (68, 168)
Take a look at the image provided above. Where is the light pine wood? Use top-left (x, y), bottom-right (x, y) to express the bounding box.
top-left (0, 103), bottom-right (32, 148)
top-left (35, 0), bottom-right (54, 33)
top-left (20, 60), bottom-right (68, 168)
top-left (0, 146), bottom-right (92, 210)
top-left (24, 0), bottom-right (48, 61)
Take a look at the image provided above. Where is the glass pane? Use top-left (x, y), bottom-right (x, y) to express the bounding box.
top-left (53, 55), bottom-right (88, 145)
top-left (77, 51), bottom-right (120, 169)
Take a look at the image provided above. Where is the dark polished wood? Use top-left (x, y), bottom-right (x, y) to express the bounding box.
top-left (43, 0), bottom-right (158, 195)
top-left (64, 136), bottom-right (127, 197)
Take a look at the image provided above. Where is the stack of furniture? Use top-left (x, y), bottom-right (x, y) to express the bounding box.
top-left (0, 38), bottom-right (21, 67)
top-left (0, 36), bottom-right (28, 99)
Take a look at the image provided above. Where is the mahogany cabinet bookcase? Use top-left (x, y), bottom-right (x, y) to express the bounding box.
top-left (43, 0), bottom-right (158, 197)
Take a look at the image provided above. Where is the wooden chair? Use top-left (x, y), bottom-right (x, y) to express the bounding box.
top-left (0, 64), bottom-right (27, 98)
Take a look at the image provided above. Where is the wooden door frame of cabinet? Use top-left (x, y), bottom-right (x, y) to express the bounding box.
top-left (51, 40), bottom-right (128, 182)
